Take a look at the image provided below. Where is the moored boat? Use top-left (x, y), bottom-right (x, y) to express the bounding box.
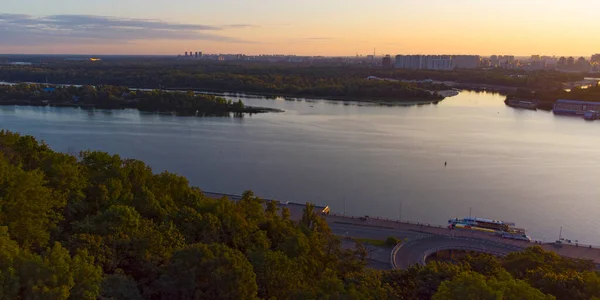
top-left (583, 110), bottom-right (598, 121)
top-left (505, 98), bottom-right (538, 110)
top-left (448, 217), bottom-right (531, 242)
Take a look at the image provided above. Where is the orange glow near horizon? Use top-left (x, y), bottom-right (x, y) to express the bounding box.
top-left (2, 0), bottom-right (600, 56)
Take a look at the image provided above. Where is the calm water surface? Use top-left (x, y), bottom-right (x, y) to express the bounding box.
top-left (0, 91), bottom-right (599, 244)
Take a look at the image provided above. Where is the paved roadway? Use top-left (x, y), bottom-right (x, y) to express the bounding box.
top-left (330, 223), bottom-right (434, 270)
top-left (329, 222), bottom-right (426, 241)
top-left (204, 192), bottom-right (600, 267)
top-left (393, 235), bottom-right (524, 269)
top-left (328, 221), bottom-right (526, 270)
top-left (327, 214), bottom-right (600, 266)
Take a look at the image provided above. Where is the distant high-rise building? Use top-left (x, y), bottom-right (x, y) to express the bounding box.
top-left (480, 59), bottom-right (491, 68)
top-left (394, 55), bottom-right (457, 70)
top-left (540, 56), bottom-right (557, 66)
top-left (530, 55), bottom-right (541, 62)
top-left (486, 55), bottom-right (515, 68)
top-left (489, 55), bottom-right (500, 67)
top-left (185, 51), bottom-right (188, 57)
top-left (453, 55), bottom-right (480, 69)
top-left (591, 54), bottom-right (600, 64)
top-left (394, 55), bottom-right (403, 68)
top-left (558, 56), bottom-right (567, 66)
top-left (529, 60), bottom-right (546, 70)
top-left (382, 55), bottom-right (392, 68)
top-left (567, 57), bottom-right (575, 66)
top-left (576, 57), bottom-right (590, 71)
top-left (395, 55), bottom-right (423, 69)
top-left (428, 56), bottom-right (453, 70)
top-left (198, 51), bottom-right (203, 58)
top-left (502, 55), bottom-right (515, 67)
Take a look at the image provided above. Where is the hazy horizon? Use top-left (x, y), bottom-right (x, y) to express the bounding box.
top-left (0, 54), bottom-right (595, 59)
top-left (2, 0), bottom-right (599, 57)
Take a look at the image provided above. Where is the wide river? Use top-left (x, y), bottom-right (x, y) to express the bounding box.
top-left (0, 91), bottom-right (599, 245)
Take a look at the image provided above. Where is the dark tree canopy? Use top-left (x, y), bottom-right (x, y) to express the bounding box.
top-left (0, 61), bottom-right (446, 102)
top-left (0, 83), bottom-right (266, 116)
top-left (506, 82), bottom-right (600, 110)
top-left (0, 129), bottom-right (597, 299)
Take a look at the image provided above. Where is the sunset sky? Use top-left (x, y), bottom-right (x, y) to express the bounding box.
top-left (1, 0), bottom-right (599, 56)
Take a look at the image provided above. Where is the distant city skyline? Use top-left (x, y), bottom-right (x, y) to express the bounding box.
top-left (172, 53), bottom-right (597, 59)
top-left (1, 0), bottom-right (600, 56)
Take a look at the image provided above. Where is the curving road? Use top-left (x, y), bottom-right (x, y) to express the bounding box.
top-left (393, 235), bottom-right (524, 269)
top-left (329, 222), bottom-right (427, 241)
top-left (204, 192), bottom-right (600, 266)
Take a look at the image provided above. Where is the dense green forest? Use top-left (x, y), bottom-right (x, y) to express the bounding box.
top-left (0, 61), bottom-right (444, 102)
top-left (0, 60), bottom-right (584, 97)
top-left (1, 130), bottom-right (599, 299)
top-left (0, 83), bottom-right (268, 116)
top-left (370, 68), bottom-right (583, 90)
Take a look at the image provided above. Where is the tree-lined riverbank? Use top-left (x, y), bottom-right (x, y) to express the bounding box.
top-left (506, 84), bottom-right (600, 110)
top-left (0, 83), bottom-right (281, 116)
top-left (0, 61), bottom-right (444, 103)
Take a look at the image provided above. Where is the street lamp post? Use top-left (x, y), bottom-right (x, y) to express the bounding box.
top-left (559, 226), bottom-right (563, 241)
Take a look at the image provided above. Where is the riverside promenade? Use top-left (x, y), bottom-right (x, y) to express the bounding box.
top-left (204, 191), bottom-right (600, 267)
top-left (325, 213), bottom-right (600, 267)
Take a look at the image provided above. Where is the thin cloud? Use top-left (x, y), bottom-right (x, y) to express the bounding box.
top-left (222, 24), bottom-right (258, 29)
top-left (0, 13), bottom-right (254, 46)
top-left (303, 37), bottom-right (333, 40)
